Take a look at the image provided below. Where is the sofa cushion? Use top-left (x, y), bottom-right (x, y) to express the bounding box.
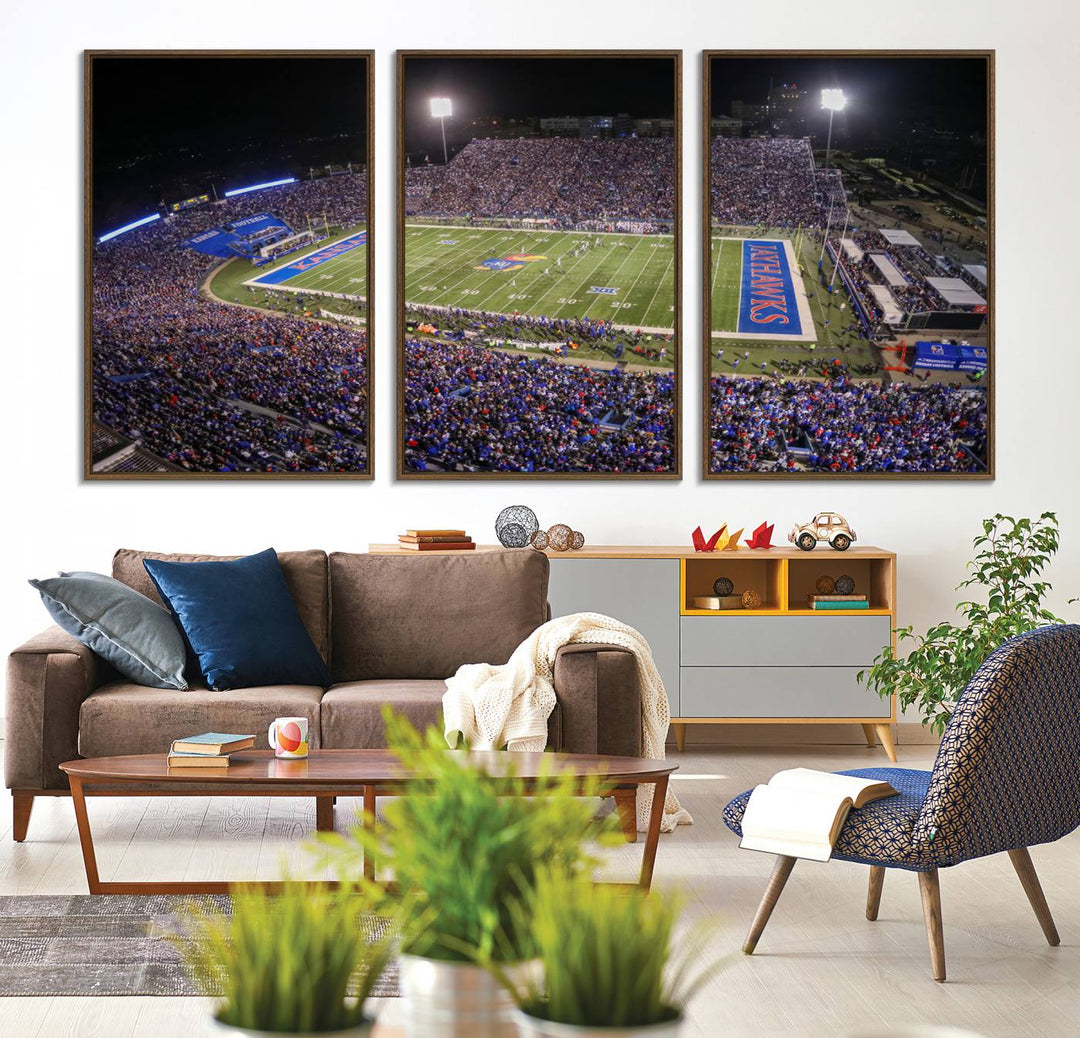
top-left (329, 550), bottom-right (549, 681)
top-left (112, 549), bottom-right (330, 664)
top-left (321, 680), bottom-right (561, 750)
top-left (79, 681), bottom-right (323, 758)
top-left (143, 549), bottom-right (332, 691)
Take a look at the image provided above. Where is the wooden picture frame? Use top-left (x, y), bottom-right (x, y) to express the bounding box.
top-left (702, 50), bottom-right (994, 480)
top-left (397, 50), bottom-right (682, 479)
top-left (84, 50), bottom-right (375, 479)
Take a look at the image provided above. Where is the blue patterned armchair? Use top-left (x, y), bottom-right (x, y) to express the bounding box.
top-left (723, 624), bottom-right (1080, 981)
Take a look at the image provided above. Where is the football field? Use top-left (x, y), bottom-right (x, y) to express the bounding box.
top-left (404, 223), bottom-right (675, 332)
top-left (243, 225), bottom-right (367, 299)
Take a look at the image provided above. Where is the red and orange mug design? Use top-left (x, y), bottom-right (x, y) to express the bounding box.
top-left (268, 716), bottom-right (309, 759)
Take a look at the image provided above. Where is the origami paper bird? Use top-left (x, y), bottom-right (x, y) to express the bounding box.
top-left (745, 522), bottom-right (775, 549)
top-left (723, 528), bottom-right (744, 551)
top-left (692, 525), bottom-right (727, 552)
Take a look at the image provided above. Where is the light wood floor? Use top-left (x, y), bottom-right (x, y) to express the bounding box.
top-left (1, 740), bottom-right (1077, 1038)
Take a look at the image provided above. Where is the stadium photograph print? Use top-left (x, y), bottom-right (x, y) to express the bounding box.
top-left (398, 51), bottom-right (681, 478)
top-left (85, 51), bottom-right (374, 478)
top-left (704, 51), bottom-right (993, 479)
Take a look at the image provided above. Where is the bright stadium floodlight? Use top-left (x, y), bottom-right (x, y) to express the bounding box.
top-left (820, 88), bottom-right (847, 170)
top-left (97, 213), bottom-right (161, 244)
top-left (430, 97), bottom-right (453, 164)
top-left (224, 177), bottom-right (297, 198)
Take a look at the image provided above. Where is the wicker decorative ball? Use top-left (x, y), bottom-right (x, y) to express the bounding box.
top-left (530, 529), bottom-right (549, 551)
top-left (713, 576), bottom-right (735, 597)
top-left (495, 505), bottom-right (539, 548)
top-left (741, 589), bottom-right (761, 609)
top-left (570, 530), bottom-right (585, 550)
top-left (815, 575), bottom-right (836, 594)
top-left (547, 523), bottom-right (574, 552)
top-left (835, 574), bottom-right (856, 595)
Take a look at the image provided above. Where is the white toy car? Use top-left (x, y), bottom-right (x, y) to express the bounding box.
top-left (789, 513), bottom-right (857, 552)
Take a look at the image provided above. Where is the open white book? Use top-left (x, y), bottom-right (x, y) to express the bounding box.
top-left (739, 768), bottom-right (898, 862)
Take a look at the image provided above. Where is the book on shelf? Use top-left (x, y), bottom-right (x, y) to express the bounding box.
top-left (170, 733), bottom-right (255, 756)
top-left (397, 539), bottom-right (476, 551)
top-left (404, 529), bottom-right (467, 538)
top-left (807, 598), bottom-right (870, 610)
top-left (399, 534), bottom-right (474, 544)
top-left (807, 594), bottom-right (868, 602)
top-left (740, 768), bottom-right (898, 862)
top-left (167, 751), bottom-right (231, 768)
top-left (691, 595), bottom-right (745, 610)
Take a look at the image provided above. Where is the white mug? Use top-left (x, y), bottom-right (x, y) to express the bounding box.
top-left (268, 716), bottom-right (309, 759)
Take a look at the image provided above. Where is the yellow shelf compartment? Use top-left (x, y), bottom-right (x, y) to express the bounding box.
top-left (680, 556), bottom-right (786, 614)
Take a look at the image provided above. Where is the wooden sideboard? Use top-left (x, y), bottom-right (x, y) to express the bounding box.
top-left (368, 545), bottom-right (898, 760)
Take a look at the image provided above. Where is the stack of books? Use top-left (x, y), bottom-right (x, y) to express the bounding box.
top-left (167, 732), bottom-right (255, 768)
top-left (807, 594), bottom-right (870, 611)
top-left (397, 529), bottom-right (475, 552)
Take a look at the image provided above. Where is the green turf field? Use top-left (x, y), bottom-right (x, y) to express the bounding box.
top-left (710, 236), bottom-right (743, 333)
top-left (404, 223), bottom-right (675, 332)
top-left (206, 225), bottom-right (367, 322)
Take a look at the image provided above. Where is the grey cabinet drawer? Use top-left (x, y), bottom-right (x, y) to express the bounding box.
top-left (680, 615), bottom-right (891, 668)
top-left (680, 666), bottom-right (891, 719)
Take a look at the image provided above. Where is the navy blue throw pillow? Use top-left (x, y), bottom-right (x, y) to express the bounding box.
top-left (143, 548), bottom-right (331, 691)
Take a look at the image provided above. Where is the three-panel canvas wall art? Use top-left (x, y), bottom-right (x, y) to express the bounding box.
top-left (85, 50), bottom-right (992, 481)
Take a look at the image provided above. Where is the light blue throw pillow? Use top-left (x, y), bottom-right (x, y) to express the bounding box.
top-left (29, 571), bottom-right (188, 690)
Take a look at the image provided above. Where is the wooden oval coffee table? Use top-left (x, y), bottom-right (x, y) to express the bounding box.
top-left (60, 749), bottom-right (677, 895)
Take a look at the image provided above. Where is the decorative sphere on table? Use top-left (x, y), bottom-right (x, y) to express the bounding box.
top-left (835, 574), bottom-right (856, 595)
top-left (495, 505), bottom-right (539, 548)
top-left (530, 529), bottom-right (549, 551)
top-left (713, 576), bottom-right (734, 597)
top-left (741, 589), bottom-right (762, 609)
top-left (547, 523), bottom-right (574, 551)
top-left (816, 575), bottom-right (836, 594)
top-left (570, 530), bottom-right (586, 550)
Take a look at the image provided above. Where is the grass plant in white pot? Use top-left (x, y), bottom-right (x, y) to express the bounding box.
top-left (500, 870), bottom-right (722, 1038)
top-left (174, 880), bottom-right (393, 1037)
top-left (314, 710), bottom-right (620, 1038)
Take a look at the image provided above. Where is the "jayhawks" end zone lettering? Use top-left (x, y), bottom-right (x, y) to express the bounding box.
top-left (736, 239), bottom-right (803, 337)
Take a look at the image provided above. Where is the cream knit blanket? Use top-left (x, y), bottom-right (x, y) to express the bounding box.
top-left (442, 612), bottom-right (692, 833)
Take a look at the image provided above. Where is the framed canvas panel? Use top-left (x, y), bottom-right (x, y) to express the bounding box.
top-left (397, 51), bottom-right (681, 478)
top-left (85, 51), bottom-right (374, 478)
top-left (703, 51), bottom-right (994, 479)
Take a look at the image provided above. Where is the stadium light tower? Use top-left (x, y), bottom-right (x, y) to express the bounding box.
top-left (820, 88), bottom-right (847, 170)
top-left (430, 97), bottom-right (453, 164)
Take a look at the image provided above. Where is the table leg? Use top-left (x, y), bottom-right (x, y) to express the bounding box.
top-left (638, 775), bottom-right (669, 890)
top-left (315, 796), bottom-right (335, 832)
top-left (69, 778), bottom-right (102, 895)
top-left (363, 785), bottom-right (376, 881)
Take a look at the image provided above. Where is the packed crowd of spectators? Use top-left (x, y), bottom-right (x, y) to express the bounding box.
top-left (710, 137), bottom-right (842, 228)
top-left (91, 173), bottom-right (369, 473)
top-left (405, 138), bottom-right (674, 225)
top-left (402, 340), bottom-right (675, 473)
top-left (709, 367), bottom-right (988, 473)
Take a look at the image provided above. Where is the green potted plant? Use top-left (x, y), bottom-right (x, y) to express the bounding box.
top-left (174, 880), bottom-right (393, 1036)
top-left (860, 513), bottom-right (1072, 733)
top-left (500, 870), bottom-right (721, 1037)
top-left (314, 710), bottom-right (619, 1038)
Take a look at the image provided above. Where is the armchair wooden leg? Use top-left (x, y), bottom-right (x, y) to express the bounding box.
top-left (12, 792), bottom-right (34, 842)
top-left (1008, 847), bottom-right (1060, 946)
top-left (672, 723), bottom-right (687, 752)
top-left (743, 855), bottom-right (797, 955)
top-left (917, 869), bottom-right (946, 982)
top-left (861, 723), bottom-right (877, 748)
top-left (874, 723), bottom-right (898, 763)
top-left (866, 865), bottom-right (885, 920)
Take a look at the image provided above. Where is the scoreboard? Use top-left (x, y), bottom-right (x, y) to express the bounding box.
top-left (170, 194), bottom-right (210, 213)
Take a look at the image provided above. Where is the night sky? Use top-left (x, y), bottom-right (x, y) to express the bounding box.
top-left (403, 55), bottom-right (677, 158)
top-left (90, 55), bottom-right (368, 232)
top-left (710, 55), bottom-right (988, 201)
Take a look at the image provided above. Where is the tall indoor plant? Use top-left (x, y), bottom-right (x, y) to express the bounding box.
top-left (175, 881), bottom-right (394, 1037)
top-left (499, 870), bottom-right (721, 1037)
top-left (314, 710), bottom-right (619, 1038)
top-left (860, 513), bottom-right (1071, 733)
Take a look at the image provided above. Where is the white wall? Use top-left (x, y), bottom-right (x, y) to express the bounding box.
top-left (2, 0), bottom-right (1079, 720)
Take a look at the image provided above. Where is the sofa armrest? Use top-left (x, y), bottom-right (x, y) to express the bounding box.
top-left (5, 626), bottom-right (109, 791)
top-left (552, 643), bottom-right (641, 758)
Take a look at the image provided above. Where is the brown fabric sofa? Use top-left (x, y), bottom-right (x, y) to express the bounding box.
top-left (6, 548), bottom-right (641, 840)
